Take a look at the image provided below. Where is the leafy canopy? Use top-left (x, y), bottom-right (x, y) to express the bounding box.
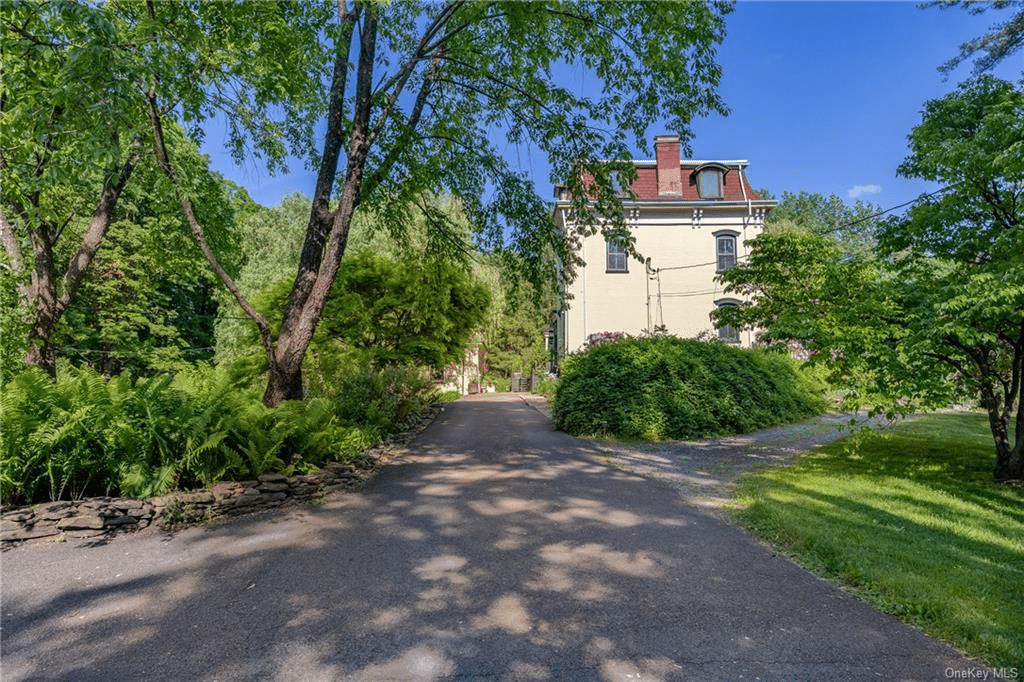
top-left (717, 76), bottom-right (1024, 480)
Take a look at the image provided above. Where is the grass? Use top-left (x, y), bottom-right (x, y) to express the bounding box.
top-left (732, 411), bottom-right (1024, 669)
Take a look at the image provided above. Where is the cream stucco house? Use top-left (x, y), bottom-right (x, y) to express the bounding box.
top-left (552, 135), bottom-right (775, 357)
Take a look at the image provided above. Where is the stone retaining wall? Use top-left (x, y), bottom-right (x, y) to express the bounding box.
top-left (0, 460), bottom-right (372, 544)
top-left (1, 405), bottom-right (442, 546)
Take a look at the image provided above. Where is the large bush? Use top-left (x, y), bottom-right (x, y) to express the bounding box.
top-left (553, 337), bottom-right (826, 440)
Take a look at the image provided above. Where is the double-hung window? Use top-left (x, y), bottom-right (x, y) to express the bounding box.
top-left (716, 233), bottom-right (737, 272)
top-left (714, 299), bottom-right (741, 344)
top-left (606, 240), bottom-right (628, 273)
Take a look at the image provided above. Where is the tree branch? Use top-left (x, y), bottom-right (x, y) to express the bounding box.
top-left (287, 2), bottom-right (361, 317)
top-left (0, 207), bottom-right (25, 277)
top-left (144, 86), bottom-right (277, 367)
top-left (55, 139), bottom-right (143, 319)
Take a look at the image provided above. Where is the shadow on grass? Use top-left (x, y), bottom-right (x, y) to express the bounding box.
top-left (734, 412), bottom-right (1024, 669)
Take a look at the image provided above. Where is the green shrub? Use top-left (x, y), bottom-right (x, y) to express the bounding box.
top-left (485, 374), bottom-right (512, 392)
top-left (533, 375), bottom-right (559, 397)
top-left (553, 337), bottom-right (826, 440)
top-left (0, 362), bottom-right (382, 505)
top-left (332, 359), bottom-right (438, 436)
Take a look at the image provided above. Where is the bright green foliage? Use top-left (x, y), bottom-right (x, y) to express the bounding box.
top-left (1, 367), bottom-right (192, 502)
top-left (718, 76), bottom-right (1024, 480)
top-left (1, 0), bottom-right (331, 376)
top-left (0, 364), bottom-right (375, 505)
top-left (250, 251), bottom-right (490, 371)
top-left (715, 230), bottom-right (913, 409)
top-left (479, 259), bottom-right (556, 378)
top-left (553, 337), bottom-right (826, 440)
top-left (763, 190), bottom-right (882, 258)
top-left (734, 412), bottom-right (1024, 668)
top-left (328, 357), bottom-right (439, 436)
top-left (49, 167), bottom-right (246, 376)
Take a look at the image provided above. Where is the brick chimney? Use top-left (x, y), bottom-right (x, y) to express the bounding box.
top-left (655, 135), bottom-right (682, 196)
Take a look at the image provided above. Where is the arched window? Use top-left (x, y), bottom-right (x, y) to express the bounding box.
top-left (714, 230), bottom-right (739, 272)
top-left (698, 168), bottom-right (723, 199)
top-left (714, 298), bottom-right (741, 344)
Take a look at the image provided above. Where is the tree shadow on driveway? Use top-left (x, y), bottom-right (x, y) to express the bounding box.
top-left (1, 396), bottom-right (974, 681)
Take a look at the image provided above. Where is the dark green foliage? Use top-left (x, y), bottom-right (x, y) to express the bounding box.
top-left (329, 356), bottom-right (439, 436)
top-left (52, 182), bottom-right (230, 376)
top-left (483, 281), bottom-right (553, 377)
top-left (553, 337), bottom-right (826, 440)
top-left (0, 364), bottom-right (375, 505)
top-left (252, 251), bottom-right (490, 371)
top-left (320, 252), bottom-right (490, 370)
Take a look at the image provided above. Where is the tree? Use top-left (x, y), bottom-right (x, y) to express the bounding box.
top-left (881, 76), bottom-right (1023, 480)
top-left (52, 172), bottom-right (246, 377)
top-left (242, 251), bottom-right (490, 372)
top-left (716, 77), bottom-right (1024, 481)
top-left (1, 3), bottom-right (146, 377)
top-left (480, 260), bottom-right (556, 378)
top-left (924, 1), bottom-right (1024, 77)
top-left (314, 252), bottom-right (490, 371)
top-left (1, 1), bottom-right (317, 378)
top-left (141, 1), bottom-right (733, 406)
top-left (764, 190), bottom-right (883, 259)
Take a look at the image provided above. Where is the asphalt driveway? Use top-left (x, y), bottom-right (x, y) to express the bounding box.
top-left (1, 394), bottom-right (976, 681)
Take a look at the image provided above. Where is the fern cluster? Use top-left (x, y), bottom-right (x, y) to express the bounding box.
top-left (0, 363), bottom-right (392, 505)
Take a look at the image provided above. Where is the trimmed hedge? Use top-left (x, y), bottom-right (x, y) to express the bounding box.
top-left (553, 337), bottom-right (827, 440)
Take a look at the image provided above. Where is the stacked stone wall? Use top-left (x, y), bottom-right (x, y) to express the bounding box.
top-left (1, 461), bottom-right (370, 543)
top-left (1, 404), bottom-right (441, 545)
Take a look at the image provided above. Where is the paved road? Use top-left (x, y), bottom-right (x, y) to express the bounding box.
top-left (1, 394), bottom-right (975, 681)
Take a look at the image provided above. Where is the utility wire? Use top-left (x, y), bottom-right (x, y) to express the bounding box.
top-left (820, 183), bottom-right (959, 234)
top-left (647, 185), bottom-right (955, 300)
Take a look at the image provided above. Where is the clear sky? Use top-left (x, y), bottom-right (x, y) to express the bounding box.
top-left (203, 1), bottom-right (1022, 213)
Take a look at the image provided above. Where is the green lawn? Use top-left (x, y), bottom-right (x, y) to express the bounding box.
top-left (732, 412), bottom-right (1024, 669)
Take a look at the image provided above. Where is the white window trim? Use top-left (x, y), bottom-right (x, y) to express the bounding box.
top-left (714, 298), bottom-right (742, 344)
top-left (713, 230), bottom-right (739, 272)
top-left (606, 240), bottom-right (628, 273)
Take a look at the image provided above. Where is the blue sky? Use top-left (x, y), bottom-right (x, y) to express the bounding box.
top-left (203, 1), bottom-right (1021, 212)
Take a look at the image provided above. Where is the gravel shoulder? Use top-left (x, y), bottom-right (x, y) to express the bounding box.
top-left (523, 396), bottom-right (882, 515)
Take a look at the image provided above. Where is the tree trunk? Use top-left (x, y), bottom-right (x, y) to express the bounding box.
top-left (262, 355), bottom-right (304, 406)
top-left (19, 148), bottom-right (139, 379)
top-left (982, 388), bottom-right (1023, 481)
top-left (25, 332), bottom-right (56, 378)
top-left (260, 6), bottom-right (375, 408)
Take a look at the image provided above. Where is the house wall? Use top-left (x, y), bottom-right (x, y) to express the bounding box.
top-left (560, 204), bottom-right (764, 353)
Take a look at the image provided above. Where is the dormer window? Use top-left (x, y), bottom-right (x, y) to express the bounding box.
top-left (692, 163), bottom-right (729, 200)
top-left (698, 168), bottom-right (723, 199)
top-left (608, 170), bottom-right (631, 199)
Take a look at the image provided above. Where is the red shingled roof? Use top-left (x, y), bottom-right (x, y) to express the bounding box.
top-left (627, 162), bottom-right (764, 202)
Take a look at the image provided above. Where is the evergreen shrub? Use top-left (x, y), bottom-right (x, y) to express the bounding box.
top-left (552, 337), bottom-right (826, 440)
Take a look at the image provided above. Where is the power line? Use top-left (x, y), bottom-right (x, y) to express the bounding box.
top-left (655, 254), bottom-right (751, 272)
top-left (658, 289), bottom-right (722, 298)
top-left (821, 183), bottom-right (959, 234)
top-left (55, 346), bottom-right (216, 358)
